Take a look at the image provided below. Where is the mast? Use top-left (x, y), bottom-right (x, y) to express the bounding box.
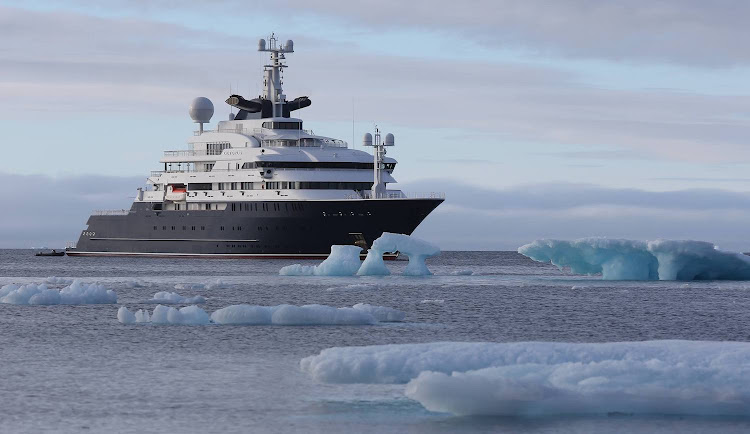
top-left (258, 33), bottom-right (294, 118)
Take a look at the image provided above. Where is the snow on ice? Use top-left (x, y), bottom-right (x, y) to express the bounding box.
top-left (0, 281), bottom-right (117, 305)
top-left (519, 238), bottom-right (750, 280)
top-left (144, 291), bottom-right (206, 304)
top-left (301, 340), bottom-right (750, 416)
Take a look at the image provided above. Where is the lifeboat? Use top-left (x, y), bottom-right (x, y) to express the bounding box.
top-left (165, 184), bottom-right (187, 201)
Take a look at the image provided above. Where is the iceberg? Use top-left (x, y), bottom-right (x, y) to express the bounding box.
top-left (0, 281), bottom-right (117, 305)
top-left (119, 304), bottom-right (210, 325)
top-left (145, 291), bottom-right (206, 304)
top-left (280, 245), bottom-right (363, 276)
top-left (301, 341), bottom-right (750, 416)
top-left (117, 306), bottom-right (136, 324)
top-left (211, 304), bottom-right (378, 325)
top-left (351, 303), bottom-right (406, 322)
top-left (518, 238), bottom-right (750, 280)
top-left (358, 232), bottom-right (440, 276)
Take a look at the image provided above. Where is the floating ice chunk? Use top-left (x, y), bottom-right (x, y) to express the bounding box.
top-left (118, 306), bottom-right (136, 324)
top-left (142, 304), bottom-right (209, 325)
top-left (403, 342), bottom-right (750, 416)
top-left (209, 304), bottom-right (273, 325)
top-left (280, 245), bottom-right (363, 276)
top-left (352, 303), bottom-right (405, 322)
top-left (0, 281), bottom-right (116, 305)
top-left (326, 283), bottom-right (379, 291)
top-left (177, 305), bottom-right (211, 324)
top-left (146, 291), bottom-right (206, 304)
top-left (124, 280), bottom-right (146, 288)
top-left (519, 238), bottom-right (750, 281)
top-left (135, 309), bottom-right (150, 323)
top-left (420, 299), bottom-right (445, 305)
top-left (45, 276), bottom-right (74, 285)
top-left (358, 232), bottom-right (440, 276)
top-left (174, 279), bottom-right (227, 290)
top-left (302, 340), bottom-right (750, 416)
top-left (451, 270), bottom-right (473, 276)
top-left (210, 303), bottom-right (381, 325)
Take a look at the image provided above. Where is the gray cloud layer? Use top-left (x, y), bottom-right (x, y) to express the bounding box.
top-left (3, 5), bottom-right (750, 165)
top-left (52, 0), bottom-right (750, 66)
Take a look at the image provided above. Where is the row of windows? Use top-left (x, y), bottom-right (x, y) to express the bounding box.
top-left (242, 161), bottom-right (391, 170)
top-left (262, 121), bottom-right (302, 130)
top-left (187, 181), bottom-right (372, 191)
top-left (152, 224), bottom-right (315, 232)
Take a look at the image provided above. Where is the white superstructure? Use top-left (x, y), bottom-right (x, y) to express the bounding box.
top-left (142, 34), bottom-right (410, 211)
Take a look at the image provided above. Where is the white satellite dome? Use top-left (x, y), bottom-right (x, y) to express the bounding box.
top-left (385, 133), bottom-right (395, 146)
top-left (189, 97), bottom-right (214, 123)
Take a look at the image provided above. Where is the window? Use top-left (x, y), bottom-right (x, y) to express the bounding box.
top-left (265, 181), bottom-right (280, 190)
top-left (206, 142), bottom-right (231, 155)
top-left (162, 226), bottom-right (166, 230)
top-left (171, 226), bottom-right (175, 230)
top-left (241, 182), bottom-right (253, 190)
top-left (220, 226), bottom-right (225, 231)
top-left (230, 182), bottom-right (238, 190)
top-left (205, 204), bottom-right (211, 210)
top-left (188, 183), bottom-right (212, 191)
top-left (262, 121), bottom-right (302, 130)
top-left (201, 226), bottom-right (205, 230)
top-left (192, 226), bottom-right (196, 231)
top-left (153, 226), bottom-right (157, 230)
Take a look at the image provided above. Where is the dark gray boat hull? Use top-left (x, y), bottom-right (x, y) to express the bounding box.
top-left (67, 198), bottom-right (443, 258)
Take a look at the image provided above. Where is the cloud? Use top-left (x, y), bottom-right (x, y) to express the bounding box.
top-left (2, 5), bottom-right (750, 166)
top-left (0, 172), bottom-right (142, 248)
top-left (278, 0), bottom-right (750, 67)
top-left (403, 179), bottom-right (750, 251)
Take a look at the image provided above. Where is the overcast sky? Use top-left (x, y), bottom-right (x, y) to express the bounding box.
top-left (2, 1), bottom-right (750, 249)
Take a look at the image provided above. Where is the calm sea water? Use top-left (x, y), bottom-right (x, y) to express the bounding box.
top-left (2, 250), bottom-right (750, 433)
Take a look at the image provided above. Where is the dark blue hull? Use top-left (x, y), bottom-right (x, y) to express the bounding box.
top-left (67, 198), bottom-right (443, 258)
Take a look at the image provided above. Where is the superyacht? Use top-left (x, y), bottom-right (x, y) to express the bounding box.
top-left (67, 35), bottom-right (444, 258)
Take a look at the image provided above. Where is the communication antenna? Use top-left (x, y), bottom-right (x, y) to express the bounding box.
top-left (363, 125), bottom-right (394, 198)
top-left (258, 33), bottom-right (294, 118)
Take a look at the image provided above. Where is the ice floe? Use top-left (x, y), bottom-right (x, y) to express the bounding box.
top-left (212, 304), bottom-right (378, 325)
top-left (174, 279), bottom-right (228, 290)
top-left (519, 238), bottom-right (750, 280)
top-left (280, 245), bottom-right (363, 276)
top-left (118, 305), bottom-right (210, 325)
top-left (351, 303), bottom-right (406, 322)
top-left (420, 299), bottom-right (445, 305)
top-left (144, 291), bottom-right (206, 304)
top-left (450, 270), bottom-right (473, 276)
top-left (301, 340), bottom-right (750, 416)
top-left (0, 281), bottom-right (116, 305)
top-left (281, 233), bottom-right (440, 277)
top-left (44, 276), bottom-right (75, 285)
top-left (358, 232), bottom-right (440, 276)
top-left (326, 283), bottom-right (379, 291)
top-left (118, 303), bottom-right (405, 326)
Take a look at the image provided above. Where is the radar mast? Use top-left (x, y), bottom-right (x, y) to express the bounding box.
top-left (258, 33), bottom-right (294, 118)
